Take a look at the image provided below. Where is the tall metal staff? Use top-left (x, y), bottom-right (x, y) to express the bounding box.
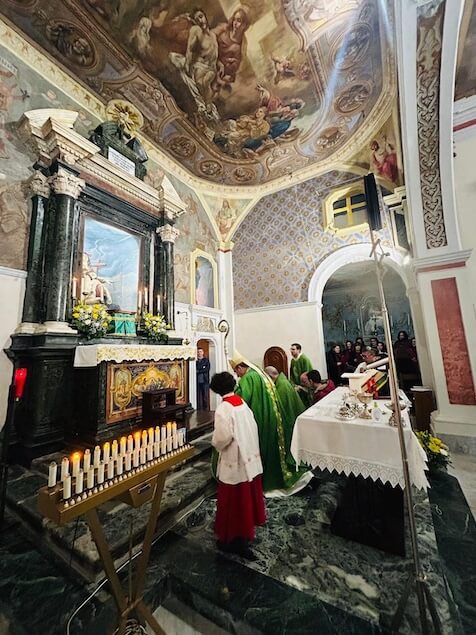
top-left (364, 174), bottom-right (441, 634)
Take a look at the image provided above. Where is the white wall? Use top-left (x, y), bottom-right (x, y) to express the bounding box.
top-left (0, 267), bottom-right (26, 430)
top-left (454, 128), bottom-right (476, 306)
top-left (234, 301), bottom-right (321, 370)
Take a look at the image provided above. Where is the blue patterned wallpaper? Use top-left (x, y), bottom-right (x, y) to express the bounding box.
top-left (232, 171), bottom-right (394, 309)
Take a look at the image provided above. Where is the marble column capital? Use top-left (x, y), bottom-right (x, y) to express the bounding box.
top-left (157, 224), bottom-right (180, 244)
top-left (48, 169), bottom-right (85, 199)
top-left (26, 170), bottom-right (50, 198)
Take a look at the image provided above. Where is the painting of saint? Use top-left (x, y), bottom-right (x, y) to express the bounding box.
top-left (81, 216), bottom-right (141, 311)
top-left (194, 255), bottom-right (215, 307)
top-left (370, 138), bottom-right (398, 184)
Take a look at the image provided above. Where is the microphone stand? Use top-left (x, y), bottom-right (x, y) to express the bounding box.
top-left (369, 227), bottom-right (441, 634)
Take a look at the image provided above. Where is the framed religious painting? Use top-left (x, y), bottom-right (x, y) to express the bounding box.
top-left (190, 249), bottom-right (218, 308)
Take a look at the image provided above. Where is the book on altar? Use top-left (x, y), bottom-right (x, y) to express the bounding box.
top-left (341, 369), bottom-right (379, 393)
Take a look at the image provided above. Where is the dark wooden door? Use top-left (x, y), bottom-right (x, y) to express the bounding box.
top-left (263, 346), bottom-right (289, 378)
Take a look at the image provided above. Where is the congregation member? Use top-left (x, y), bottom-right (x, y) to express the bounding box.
top-left (306, 370), bottom-right (336, 403)
top-left (377, 341), bottom-right (387, 356)
top-left (229, 355), bottom-right (311, 494)
top-left (355, 336), bottom-right (365, 349)
top-left (265, 366), bottom-right (305, 466)
top-left (326, 343), bottom-right (343, 386)
top-left (289, 343), bottom-right (313, 406)
top-left (296, 371), bottom-right (314, 408)
top-left (210, 372), bottom-right (266, 560)
top-left (353, 343), bottom-right (364, 368)
top-left (342, 340), bottom-right (356, 372)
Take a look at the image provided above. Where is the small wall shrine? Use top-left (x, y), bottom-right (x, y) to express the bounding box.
top-left (7, 108), bottom-right (193, 460)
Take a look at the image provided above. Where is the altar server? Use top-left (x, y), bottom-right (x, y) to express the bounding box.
top-left (210, 372), bottom-right (266, 559)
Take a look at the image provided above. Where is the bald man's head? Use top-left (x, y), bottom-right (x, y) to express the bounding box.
top-left (265, 366), bottom-right (279, 381)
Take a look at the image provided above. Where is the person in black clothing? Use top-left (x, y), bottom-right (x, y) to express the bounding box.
top-left (196, 347), bottom-right (211, 410)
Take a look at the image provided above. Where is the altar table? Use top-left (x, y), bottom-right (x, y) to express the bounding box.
top-left (291, 388), bottom-right (428, 555)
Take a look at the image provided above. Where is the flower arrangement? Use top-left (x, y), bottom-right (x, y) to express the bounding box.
top-left (142, 312), bottom-right (169, 343)
top-left (71, 302), bottom-right (112, 339)
top-left (416, 431), bottom-right (451, 472)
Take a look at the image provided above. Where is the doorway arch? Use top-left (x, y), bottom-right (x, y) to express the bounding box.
top-left (307, 243), bottom-right (409, 372)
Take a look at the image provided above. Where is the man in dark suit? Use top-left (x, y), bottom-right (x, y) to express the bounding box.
top-left (196, 347), bottom-right (210, 410)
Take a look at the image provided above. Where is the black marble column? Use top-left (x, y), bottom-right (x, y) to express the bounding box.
top-left (156, 223), bottom-right (179, 329)
top-left (21, 171), bottom-right (50, 325)
top-left (43, 164), bottom-right (84, 327)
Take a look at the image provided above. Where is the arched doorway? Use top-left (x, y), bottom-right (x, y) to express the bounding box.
top-left (263, 346), bottom-right (289, 377)
top-left (196, 337), bottom-right (217, 411)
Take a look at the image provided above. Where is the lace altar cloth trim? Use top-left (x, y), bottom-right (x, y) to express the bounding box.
top-left (296, 449), bottom-right (429, 490)
top-left (74, 344), bottom-right (197, 367)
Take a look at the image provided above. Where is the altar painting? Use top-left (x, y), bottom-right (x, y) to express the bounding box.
top-left (81, 216), bottom-right (141, 312)
top-left (107, 360), bottom-right (188, 423)
top-left (192, 251), bottom-right (217, 308)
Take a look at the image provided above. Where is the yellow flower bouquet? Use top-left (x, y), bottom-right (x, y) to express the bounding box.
top-left (416, 431), bottom-right (451, 472)
top-left (71, 302), bottom-right (112, 339)
top-left (142, 312), bottom-right (169, 343)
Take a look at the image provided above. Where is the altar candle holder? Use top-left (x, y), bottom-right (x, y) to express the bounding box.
top-left (127, 435), bottom-right (134, 453)
top-left (111, 440), bottom-right (119, 460)
top-left (48, 462), bottom-right (57, 488)
top-left (63, 475), bottom-right (71, 501)
top-left (61, 457), bottom-right (69, 481)
top-left (83, 449), bottom-right (91, 473)
top-left (103, 442), bottom-right (110, 463)
top-left (93, 445), bottom-right (101, 468)
top-left (75, 470), bottom-right (84, 495)
top-left (72, 452), bottom-right (81, 478)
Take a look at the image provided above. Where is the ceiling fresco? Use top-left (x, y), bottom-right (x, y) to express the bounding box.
top-left (0, 0), bottom-right (396, 186)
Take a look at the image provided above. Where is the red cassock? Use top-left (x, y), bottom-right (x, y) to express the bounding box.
top-left (214, 395), bottom-right (267, 544)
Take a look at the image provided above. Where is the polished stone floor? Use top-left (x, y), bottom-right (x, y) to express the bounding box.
top-left (0, 458), bottom-right (475, 634)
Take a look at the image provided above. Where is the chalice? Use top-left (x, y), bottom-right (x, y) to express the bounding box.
top-left (385, 401), bottom-right (407, 427)
top-left (356, 392), bottom-right (373, 419)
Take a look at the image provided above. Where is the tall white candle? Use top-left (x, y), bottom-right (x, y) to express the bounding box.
top-left (155, 426), bottom-right (161, 444)
top-left (87, 466), bottom-right (95, 490)
top-left (72, 453), bottom-right (81, 478)
top-left (154, 441), bottom-right (160, 457)
top-left (48, 462), bottom-right (57, 488)
top-left (111, 440), bottom-right (118, 460)
top-left (116, 455), bottom-right (123, 476)
top-left (93, 445), bottom-right (101, 468)
top-left (75, 470), bottom-right (84, 495)
top-left (120, 437), bottom-right (127, 455)
top-left (147, 444), bottom-right (154, 462)
top-left (148, 428), bottom-right (154, 446)
top-left (172, 432), bottom-right (178, 450)
top-left (172, 422), bottom-right (177, 434)
top-left (167, 436), bottom-right (172, 453)
top-left (107, 459), bottom-right (114, 480)
top-left (125, 452), bottom-right (132, 472)
top-left (142, 430), bottom-right (148, 448)
top-left (63, 475), bottom-right (71, 500)
top-left (161, 426), bottom-right (167, 441)
top-left (133, 448), bottom-right (140, 468)
top-left (166, 422), bottom-right (172, 438)
top-left (161, 439), bottom-right (167, 455)
top-left (98, 461), bottom-right (105, 484)
top-left (83, 449), bottom-right (91, 473)
top-left (140, 447), bottom-right (146, 465)
top-left (72, 277), bottom-right (77, 299)
top-left (103, 442), bottom-right (110, 463)
top-left (61, 457), bottom-right (69, 481)
top-left (134, 432), bottom-right (141, 451)
top-left (127, 435), bottom-right (134, 453)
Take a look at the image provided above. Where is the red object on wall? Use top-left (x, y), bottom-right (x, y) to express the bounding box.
top-left (431, 278), bottom-right (476, 405)
top-left (14, 368), bottom-right (28, 401)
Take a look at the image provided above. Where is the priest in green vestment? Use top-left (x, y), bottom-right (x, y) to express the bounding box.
top-left (229, 356), bottom-right (311, 494)
top-left (289, 343), bottom-right (313, 406)
top-left (265, 366), bottom-right (305, 467)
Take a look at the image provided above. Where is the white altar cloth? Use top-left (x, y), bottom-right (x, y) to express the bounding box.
top-left (291, 387), bottom-right (428, 490)
top-left (74, 344), bottom-right (196, 368)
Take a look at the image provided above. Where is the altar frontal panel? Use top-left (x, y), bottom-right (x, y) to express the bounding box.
top-left (107, 360), bottom-right (188, 423)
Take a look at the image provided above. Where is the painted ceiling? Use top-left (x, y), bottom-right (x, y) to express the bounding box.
top-left (455, 0), bottom-right (476, 101)
top-left (1, 0), bottom-right (396, 187)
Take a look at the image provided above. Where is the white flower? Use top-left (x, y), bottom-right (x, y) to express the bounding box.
top-left (440, 449), bottom-right (448, 456)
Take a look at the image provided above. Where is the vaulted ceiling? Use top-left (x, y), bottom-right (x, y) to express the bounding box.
top-left (1, 0), bottom-right (397, 187)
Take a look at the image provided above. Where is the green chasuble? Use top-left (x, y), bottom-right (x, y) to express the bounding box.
top-left (274, 372), bottom-right (305, 466)
top-left (235, 367), bottom-right (307, 492)
top-left (290, 354), bottom-right (313, 407)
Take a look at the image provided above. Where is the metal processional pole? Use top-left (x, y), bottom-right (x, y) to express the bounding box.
top-left (368, 226), bottom-right (442, 635)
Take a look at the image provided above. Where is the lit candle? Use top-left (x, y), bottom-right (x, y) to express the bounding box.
top-left (127, 435), bottom-right (134, 453)
top-left (83, 449), bottom-right (91, 473)
top-left (93, 445), bottom-right (101, 468)
top-left (133, 448), bottom-right (140, 468)
top-left (148, 428), bottom-right (154, 444)
top-left (87, 466), bottom-right (95, 490)
top-left (116, 455), bottom-right (123, 476)
top-left (155, 426), bottom-right (161, 444)
top-left (142, 430), bottom-right (148, 447)
top-left (167, 435), bottom-right (172, 453)
top-left (111, 440), bottom-right (118, 460)
top-left (147, 444), bottom-right (154, 462)
top-left (134, 431), bottom-right (141, 451)
top-left (61, 457), bottom-right (69, 481)
top-left (161, 426), bottom-right (167, 441)
top-left (72, 277), bottom-right (77, 299)
top-left (103, 442), bottom-right (110, 463)
top-left (72, 452), bottom-right (81, 478)
top-left (172, 432), bottom-right (178, 450)
top-left (166, 422), bottom-right (172, 438)
top-left (63, 475), bottom-right (71, 500)
top-left (140, 447), bottom-right (146, 465)
top-left (107, 459), bottom-right (114, 481)
top-left (120, 437), bottom-right (127, 455)
top-left (138, 290), bottom-right (142, 312)
top-left (172, 422), bottom-right (177, 434)
top-left (97, 461), bottom-right (105, 485)
top-left (161, 438), bottom-right (167, 455)
top-left (75, 470), bottom-right (84, 495)
top-left (125, 452), bottom-right (132, 472)
top-left (48, 462), bottom-right (57, 488)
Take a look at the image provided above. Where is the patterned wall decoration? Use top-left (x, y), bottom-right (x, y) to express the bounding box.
top-left (0, 0), bottom-right (397, 186)
top-left (455, 0), bottom-right (476, 101)
top-left (232, 171), bottom-right (394, 310)
top-left (416, 0), bottom-right (447, 249)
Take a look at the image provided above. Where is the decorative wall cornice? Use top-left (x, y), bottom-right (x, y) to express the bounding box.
top-left (157, 225), bottom-right (180, 244)
top-left (49, 169), bottom-right (85, 199)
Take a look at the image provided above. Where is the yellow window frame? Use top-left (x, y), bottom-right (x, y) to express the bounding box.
top-left (323, 185), bottom-right (369, 235)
